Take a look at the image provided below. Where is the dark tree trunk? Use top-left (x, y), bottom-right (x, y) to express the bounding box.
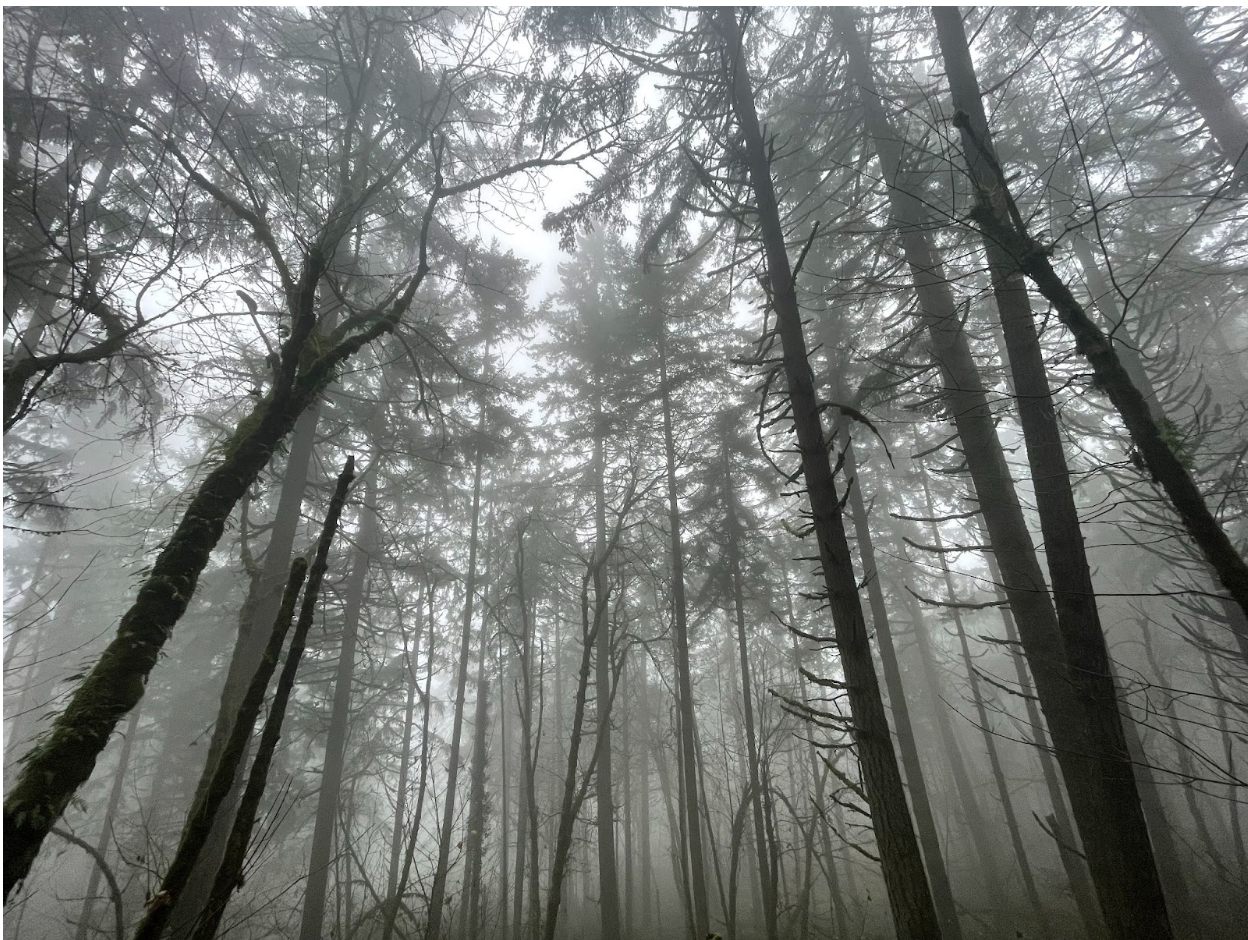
top-left (3, 234), bottom-right (416, 894)
top-left (715, 11), bottom-right (942, 937)
top-left (132, 554), bottom-right (312, 940)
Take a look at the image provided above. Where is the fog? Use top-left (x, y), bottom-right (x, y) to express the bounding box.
top-left (4, 8), bottom-right (1247, 940)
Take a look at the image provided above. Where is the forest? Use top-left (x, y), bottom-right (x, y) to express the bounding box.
top-left (3, 6), bottom-right (1248, 940)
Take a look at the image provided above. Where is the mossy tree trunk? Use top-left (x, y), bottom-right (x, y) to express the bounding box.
top-left (3, 203), bottom-right (430, 895)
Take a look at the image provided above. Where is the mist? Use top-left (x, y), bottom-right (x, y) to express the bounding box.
top-left (4, 8), bottom-right (1247, 940)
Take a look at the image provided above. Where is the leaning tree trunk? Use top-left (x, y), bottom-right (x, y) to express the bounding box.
top-left (134, 457), bottom-right (354, 940)
top-left (169, 400), bottom-right (323, 938)
top-left (190, 462), bottom-right (356, 940)
top-left (3, 228), bottom-right (420, 894)
top-left (840, 8), bottom-right (1170, 937)
top-left (298, 465), bottom-right (380, 940)
top-left (130, 556), bottom-right (311, 940)
top-left (938, 23), bottom-right (1248, 632)
top-left (714, 11), bottom-right (942, 938)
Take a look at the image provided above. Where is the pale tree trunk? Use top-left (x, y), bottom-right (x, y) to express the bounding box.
top-left (656, 317), bottom-right (710, 939)
top-left (426, 421), bottom-right (488, 940)
top-left (464, 572), bottom-right (495, 938)
top-left (984, 551), bottom-right (1105, 939)
top-left (387, 601), bottom-right (422, 901)
top-left (714, 11), bottom-right (942, 936)
top-left (719, 423), bottom-right (779, 940)
top-left (74, 707), bottom-right (141, 940)
top-left (299, 466), bottom-right (379, 940)
top-left (591, 388), bottom-right (624, 940)
top-left (911, 468), bottom-right (1050, 932)
top-left (380, 580), bottom-right (440, 940)
top-left (1133, 6), bottom-right (1248, 186)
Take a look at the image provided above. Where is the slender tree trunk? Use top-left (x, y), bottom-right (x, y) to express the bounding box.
top-left (300, 467), bottom-right (379, 940)
top-left (715, 11), bottom-right (942, 937)
top-left (387, 610), bottom-right (422, 901)
top-left (656, 319), bottom-right (710, 939)
top-left (75, 707), bottom-right (141, 940)
top-left (1132, 6), bottom-right (1248, 186)
top-left (720, 423), bottom-right (780, 940)
top-left (912, 470), bottom-right (1050, 933)
top-left (464, 574), bottom-right (495, 939)
top-left (380, 581), bottom-right (439, 940)
top-left (590, 390), bottom-right (623, 940)
top-left (426, 423), bottom-right (487, 940)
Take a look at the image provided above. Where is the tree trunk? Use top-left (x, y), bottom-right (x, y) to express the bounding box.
top-left (656, 317), bottom-right (710, 939)
top-left (1133, 6), bottom-right (1248, 186)
top-left (912, 469), bottom-right (1050, 933)
top-left (841, 442), bottom-right (964, 939)
top-left (168, 401), bottom-right (323, 938)
top-left (591, 388), bottom-right (624, 940)
top-left (715, 11), bottom-right (942, 937)
top-left (380, 580), bottom-right (440, 940)
top-left (299, 467), bottom-right (379, 940)
top-left (464, 573), bottom-right (494, 939)
top-left (720, 426), bottom-right (780, 940)
top-left (191, 461), bottom-right (356, 940)
top-left (132, 552), bottom-right (312, 940)
top-left (934, 11), bottom-right (1181, 934)
top-left (387, 610), bottom-right (421, 902)
top-left (75, 707), bottom-right (141, 940)
top-left (940, 21), bottom-right (1248, 631)
top-left (425, 423), bottom-right (487, 940)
